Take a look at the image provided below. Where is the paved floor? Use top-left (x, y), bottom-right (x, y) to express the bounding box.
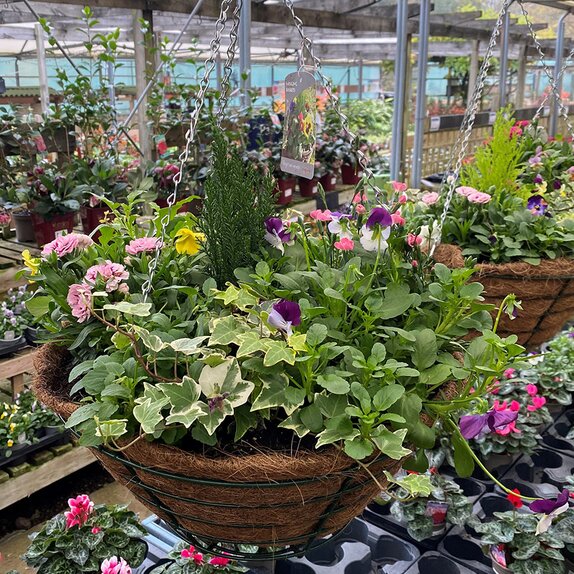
top-left (0, 482), bottom-right (153, 573)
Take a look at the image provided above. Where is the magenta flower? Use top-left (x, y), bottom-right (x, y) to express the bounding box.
top-left (355, 204), bottom-right (366, 215)
top-left (264, 218), bottom-right (293, 254)
top-left (209, 556), bottom-right (231, 567)
top-left (391, 181), bottom-right (407, 192)
top-left (391, 211), bottom-right (405, 226)
top-left (65, 494), bottom-right (94, 529)
top-left (534, 174), bottom-right (544, 184)
top-left (527, 396), bottom-right (547, 412)
top-left (525, 383), bottom-right (538, 396)
top-left (366, 207), bottom-right (392, 229)
top-left (407, 233), bottom-right (423, 247)
top-left (85, 261), bottom-right (129, 293)
top-left (125, 237), bottom-right (162, 255)
top-left (181, 545), bottom-right (196, 558)
top-left (459, 408), bottom-right (519, 439)
top-left (268, 300), bottom-right (301, 336)
top-left (42, 233), bottom-right (94, 258)
top-left (101, 556), bottom-right (131, 574)
top-left (503, 368), bottom-right (516, 379)
top-left (67, 283), bottom-right (93, 323)
top-left (495, 420), bottom-right (521, 436)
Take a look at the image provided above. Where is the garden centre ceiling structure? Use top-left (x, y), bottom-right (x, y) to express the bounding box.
top-left (0, 0), bottom-right (570, 181)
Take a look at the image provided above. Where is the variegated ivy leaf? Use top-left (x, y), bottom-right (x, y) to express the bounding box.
top-left (132, 326), bottom-right (167, 353)
top-left (213, 284), bottom-right (258, 308)
top-left (263, 340), bottom-right (296, 366)
top-left (288, 333), bottom-right (308, 352)
top-left (208, 315), bottom-right (249, 346)
top-left (236, 331), bottom-right (270, 357)
top-left (371, 428), bottom-right (411, 460)
top-left (278, 411), bottom-right (310, 438)
top-left (166, 403), bottom-right (210, 428)
top-left (169, 336), bottom-right (209, 355)
top-left (198, 358), bottom-right (254, 408)
top-left (383, 470), bottom-right (433, 497)
top-left (103, 301), bottom-right (152, 317)
top-left (199, 403), bottom-right (233, 436)
top-left (158, 376), bottom-right (202, 409)
top-left (95, 418), bottom-right (128, 440)
top-left (133, 396), bottom-right (169, 434)
top-left (251, 375), bottom-right (305, 415)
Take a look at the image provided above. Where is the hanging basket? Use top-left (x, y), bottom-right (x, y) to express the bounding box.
top-left (34, 344), bottom-right (408, 549)
top-left (434, 244), bottom-right (574, 348)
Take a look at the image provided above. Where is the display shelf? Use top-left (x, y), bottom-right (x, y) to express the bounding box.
top-left (0, 346), bottom-right (37, 398)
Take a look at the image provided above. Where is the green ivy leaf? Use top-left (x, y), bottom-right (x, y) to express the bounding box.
top-left (317, 373), bottom-right (350, 394)
top-left (371, 428), bottom-right (411, 460)
top-left (344, 437), bottom-right (374, 459)
top-left (263, 340), bottom-right (296, 366)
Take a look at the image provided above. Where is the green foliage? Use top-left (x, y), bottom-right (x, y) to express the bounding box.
top-left (324, 99), bottom-right (392, 143)
top-left (23, 503), bottom-right (147, 574)
top-left (198, 132), bottom-right (275, 287)
top-left (460, 109), bottom-right (526, 198)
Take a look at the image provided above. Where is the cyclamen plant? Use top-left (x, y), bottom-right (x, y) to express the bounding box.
top-left (147, 542), bottom-right (247, 574)
top-left (23, 494), bottom-right (147, 574)
top-left (23, 135), bottom-right (523, 468)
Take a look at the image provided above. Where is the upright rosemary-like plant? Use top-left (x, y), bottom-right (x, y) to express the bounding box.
top-left (199, 132), bottom-right (275, 287)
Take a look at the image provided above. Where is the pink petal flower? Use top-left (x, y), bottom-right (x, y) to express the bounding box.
top-left (421, 192), bottom-right (440, 205)
top-left (92, 527), bottom-right (101, 534)
top-left (406, 233), bottom-right (423, 247)
top-left (355, 204), bottom-right (366, 215)
top-left (467, 191), bottom-right (492, 204)
top-left (101, 556), bottom-right (131, 574)
top-left (67, 284), bottom-right (93, 323)
top-left (527, 396), bottom-right (547, 411)
top-left (391, 212), bottom-right (405, 226)
top-left (125, 237), bottom-right (162, 255)
top-left (492, 400), bottom-right (508, 412)
top-left (525, 384), bottom-right (538, 396)
top-left (398, 194), bottom-right (408, 204)
top-left (352, 192), bottom-right (367, 204)
top-left (209, 557), bottom-right (231, 567)
top-left (42, 233), bottom-right (94, 258)
top-left (503, 368), bottom-right (516, 379)
top-left (85, 261), bottom-right (129, 293)
top-left (412, 259), bottom-right (418, 268)
top-left (509, 400), bottom-right (521, 412)
top-left (334, 237), bottom-right (355, 251)
top-left (456, 186), bottom-right (478, 197)
top-left (391, 181), bottom-right (407, 192)
top-left (309, 209), bottom-right (332, 222)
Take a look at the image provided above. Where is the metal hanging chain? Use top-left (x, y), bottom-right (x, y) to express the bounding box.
top-left (432, 0), bottom-right (513, 253)
top-left (142, 0), bottom-right (236, 301)
top-left (282, 0), bottom-right (384, 201)
top-left (518, 1), bottom-right (574, 137)
top-left (217, 0), bottom-right (242, 122)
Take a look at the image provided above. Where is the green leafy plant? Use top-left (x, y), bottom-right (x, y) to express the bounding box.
top-left (23, 495), bottom-right (147, 574)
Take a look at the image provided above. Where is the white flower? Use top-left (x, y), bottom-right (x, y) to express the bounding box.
top-left (536, 502), bottom-right (569, 535)
top-left (360, 225), bottom-right (389, 252)
top-left (327, 213), bottom-right (353, 239)
top-left (418, 224), bottom-right (441, 253)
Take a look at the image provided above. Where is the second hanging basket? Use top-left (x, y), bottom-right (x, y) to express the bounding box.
top-left (434, 244), bottom-right (574, 348)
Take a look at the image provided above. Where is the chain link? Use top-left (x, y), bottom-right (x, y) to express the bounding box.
top-left (282, 0), bottom-right (384, 201)
top-left (142, 0), bottom-right (236, 300)
top-left (519, 1), bottom-right (574, 137)
top-left (431, 0), bottom-right (513, 255)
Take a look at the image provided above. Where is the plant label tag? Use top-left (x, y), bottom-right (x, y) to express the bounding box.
top-left (425, 500), bottom-right (448, 524)
top-left (489, 112), bottom-right (497, 125)
top-left (284, 187), bottom-right (292, 198)
top-left (54, 229), bottom-right (66, 238)
top-left (430, 116), bottom-right (441, 131)
top-left (331, 177), bottom-right (337, 186)
top-left (281, 70), bottom-right (317, 180)
top-left (270, 113), bottom-right (281, 127)
top-left (155, 135), bottom-right (168, 157)
top-left (491, 544), bottom-right (507, 567)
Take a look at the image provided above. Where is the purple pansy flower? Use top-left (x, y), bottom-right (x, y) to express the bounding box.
top-left (459, 409), bottom-right (518, 439)
top-left (527, 195), bottom-right (548, 215)
top-left (529, 490), bottom-right (571, 534)
top-left (534, 174), bottom-right (544, 184)
top-left (264, 218), bottom-right (293, 254)
top-left (528, 146), bottom-right (543, 166)
top-left (553, 180), bottom-right (562, 190)
top-left (267, 300), bottom-right (301, 336)
top-left (366, 207), bottom-right (392, 229)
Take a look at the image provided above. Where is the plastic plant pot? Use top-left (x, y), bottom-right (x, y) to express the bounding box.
top-left (319, 172), bottom-right (338, 192)
top-left (341, 163), bottom-right (363, 185)
top-left (367, 523), bottom-right (420, 574)
top-left (80, 205), bottom-right (114, 236)
top-left (0, 334), bottom-right (26, 358)
top-left (298, 178), bottom-right (319, 198)
top-left (404, 552), bottom-right (476, 574)
top-left (13, 211), bottom-right (36, 243)
top-left (439, 528), bottom-right (493, 573)
top-left (276, 178), bottom-right (296, 205)
top-left (31, 212), bottom-right (76, 247)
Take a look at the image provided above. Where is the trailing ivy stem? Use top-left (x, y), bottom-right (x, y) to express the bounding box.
top-left (444, 417), bottom-right (539, 502)
top-left (334, 443), bottom-right (386, 493)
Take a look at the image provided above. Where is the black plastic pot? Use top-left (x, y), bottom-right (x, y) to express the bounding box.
top-left (366, 520), bottom-right (420, 574)
top-left (404, 552), bottom-right (476, 574)
top-left (505, 449), bottom-right (574, 493)
top-left (0, 335), bottom-right (26, 358)
top-left (0, 429), bottom-right (69, 470)
top-left (542, 409), bottom-right (574, 456)
top-left (12, 211), bottom-right (36, 243)
top-left (438, 527), bottom-right (493, 574)
top-left (25, 326), bottom-right (39, 346)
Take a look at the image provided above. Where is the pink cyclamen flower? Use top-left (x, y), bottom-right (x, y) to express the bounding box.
top-left (334, 237), bottom-right (355, 251)
top-left (192, 552), bottom-right (204, 565)
top-left (391, 212), bottom-right (405, 226)
top-left (527, 396), bottom-right (547, 412)
top-left (503, 368), bottom-right (516, 379)
top-left (525, 383), bottom-right (538, 396)
top-left (492, 400), bottom-right (508, 412)
top-left (406, 233), bottom-right (423, 247)
top-left (125, 237), bottom-right (162, 255)
top-left (391, 181), bottom-right (407, 192)
top-left (209, 556), bottom-right (231, 567)
top-left (65, 494), bottom-right (94, 529)
top-left (181, 545), bottom-right (196, 559)
top-left (421, 192), bottom-right (440, 205)
top-left (355, 204), bottom-right (366, 215)
top-left (67, 283), bottom-right (93, 323)
top-left (467, 191), bottom-right (492, 204)
top-left (509, 126), bottom-right (523, 138)
top-left (101, 556), bottom-right (131, 574)
top-left (42, 233), bottom-right (94, 258)
top-left (496, 421), bottom-right (521, 436)
top-left (85, 261), bottom-right (129, 293)
top-left (509, 400), bottom-right (521, 412)
top-left (309, 209), bottom-right (332, 222)
top-left (92, 527), bottom-right (101, 534)
top-left (456, 186), bottom-right (478, 197)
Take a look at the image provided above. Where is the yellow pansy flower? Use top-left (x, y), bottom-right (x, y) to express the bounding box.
top-left (175, 228), bottom-right (205, 255)
top-left (9, 423), bottom-right (16, 432)
top-left (22, 249), bottom-right (40, 276)
top-left (7, 439), bottom-right (13, 448)
top-left (1, 411), bottom-right (7, 419)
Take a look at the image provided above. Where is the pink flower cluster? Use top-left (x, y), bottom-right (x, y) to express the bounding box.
top-left (67, 283), bottom-right (93, 323)
top-left (456, 186), bottom-right (491, 204)
top-left (421, 192), bottom-right (440, 206)
top-left (0, 212), bottom-right (10, 225)
top-left (101, 556), bottom-right (131, 574)
top-left (524, 383), bottom-right (547, 411)
top-left (492, 400), bottom-right (521, 436)
top-left (65, 494), bottom-right (94, 529)
top-left (85, 261), bottom-right (129, 293)
top-left (334, 237), bottom-right (354, 251)
top-left (42, 233), bottom-right (94, 257)
top-left (406, 233), bottom-right (423, 247)
top-left (125, 237), bottom-right (162, 256)
top-left (181, 545), bottom-right (204, 564)
top-left (309, 209), bottom-right (332, 222)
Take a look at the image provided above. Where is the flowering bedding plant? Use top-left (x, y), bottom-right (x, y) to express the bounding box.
top-left (409, 111), bottom-right (574, 264)
top-left (474, 488), bottom-right (574, 574)
top-left (23, 494), bottom-right (147, 574)
top-left (24, 134), bottom-right (523, 466)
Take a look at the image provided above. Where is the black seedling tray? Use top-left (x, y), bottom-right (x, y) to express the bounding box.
top-left (0, 429), bottom-right (69, 470)
top-left (541, 409), bottom-right (574, 456)
top-left (403, 552), bottom-right (477, 574)
top-left (443, 474), bottom-right (487, 504)
top-left (437, 527), bottom-right (492, 574)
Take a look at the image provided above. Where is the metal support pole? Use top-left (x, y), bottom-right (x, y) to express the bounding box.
top-left (467, 40), bottom-right (479, 107)
top-left (390, 0), bottom-right (409, 181)
top-left (515, 43), bottom-right (527, 109)
top-left (358, 58), bottom-right (364, 100)
top-left (498, 8), bottom-right (510, 108)
top-left (133, 11), bottom-right (152, 162)
top-left (239, 0), bottom-right (251, 107)
top-left (216, 51), bottom-right (222, 92)
top-left (550, 11), bottom-right (568, 136)
top-left (107, 57), bottom-right (116, 110)
top-left (34, 23), bottom-right (49, 115)
top-left (411, 0), bottom-right (430, 188)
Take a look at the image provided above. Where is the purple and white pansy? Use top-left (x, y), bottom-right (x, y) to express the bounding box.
top-left (264, 218), bottom-right (294, 254)
top-left (267, 299), bottom-right (301, 337)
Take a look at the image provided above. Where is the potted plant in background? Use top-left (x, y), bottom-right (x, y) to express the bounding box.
top-left (271, 140), bottom-right (296, 205)
top-left (315, 137), bottom-right (342, 192)
top-left (3, 285), bottom-right (40, 345)
top-left (144, 542), bottom-right (248, 574)
top-left (474, 489), bottom-right (574, 574)
top-left (22, 494), bottom-right (148, 573)
top-left (72, 157), bottom-right (129, 236)
top-left (0, 296), bottom-right (26, 356)
top-left (388, 472), bottom-right (474, 540)
top-left (334, 136), bottom-right (363, 185)
top-left (298, 161), bottom-right (325, 197)
top-left (148, 159), bottom-right (195, 213)
top-left (0, 210), bottom-right (11, 239)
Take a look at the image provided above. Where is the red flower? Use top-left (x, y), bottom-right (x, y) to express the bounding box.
top-left (507, 489), bottom-right (523, 509)
top-left (209, 556), bottom-right (231, 567)
top-left (181, 545), bottom-right (196, 558)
